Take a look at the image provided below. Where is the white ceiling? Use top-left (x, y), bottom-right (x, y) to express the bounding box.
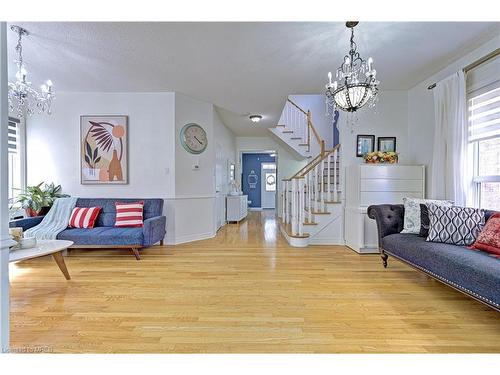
top-left (7, 22), bottom-right (499, 136)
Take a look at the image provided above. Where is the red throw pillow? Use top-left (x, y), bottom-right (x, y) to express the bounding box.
top-left (68, 207), bottom-right (101, 228)
top-left (470, 213), bottom-right (500, 257)
top-left (115, 201), bottom-right (144, 227)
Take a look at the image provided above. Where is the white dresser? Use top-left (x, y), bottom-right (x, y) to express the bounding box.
top-left (226, 195), bottom-right (248, 223)
top-left (345, 164), bottom-right (425, 253)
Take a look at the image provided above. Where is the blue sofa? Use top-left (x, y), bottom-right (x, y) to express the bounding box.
top-left (10, 198), bottom-right (166, 260)
top-left (367, 204), bottom-right (499, 311)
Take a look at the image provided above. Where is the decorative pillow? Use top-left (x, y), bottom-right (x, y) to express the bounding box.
top-left (470, 213), bottom-right (500, 257)
top-left (426, 204), bottom-right (485, 246)
top-left (419, 203), bottom-right (430, 237)
top-left (68, 206), bottom-right (101, 229)
top-left (115, 201), bottom-right (144, 227)
top-left (401, 198), bottom-right (453, 234)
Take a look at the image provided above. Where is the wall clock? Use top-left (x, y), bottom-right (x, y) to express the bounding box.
top-left (180, 123), bottom-right (208, 154)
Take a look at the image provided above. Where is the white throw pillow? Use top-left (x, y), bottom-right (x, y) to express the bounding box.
top-left (401, 197), bottom-right (453, 234)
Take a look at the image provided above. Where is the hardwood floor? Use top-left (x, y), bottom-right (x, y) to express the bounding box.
top-left (9, 210), bottom-right (500, 353)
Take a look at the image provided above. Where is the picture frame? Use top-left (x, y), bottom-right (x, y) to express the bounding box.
top-left (80, 115), bottom-right (129, 185)
top-left (377, 137), bottom-right (397, 152)
top-left (356, 135), bottom-right (375, 157)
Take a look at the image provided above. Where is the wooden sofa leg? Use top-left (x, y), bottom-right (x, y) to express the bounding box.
top-left (160, 239), bottom-right (164, 246)
top-left (380, 249), bottom-right (388, 268)
top-left (131, 248), bottom-right (141, 261)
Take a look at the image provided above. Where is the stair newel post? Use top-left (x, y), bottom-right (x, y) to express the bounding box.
top-left (327, 153), bottom-right (332, 202)
top-left (333, 148), bottom-right (338, 203)
top-left (314, 164), bottom-right (319, 213)
top-left (298, 178), bottom-right (304, 236)
top-left (291, 178), bottom-right (298, 235)
top-left (320, 158), bottom-right (325, 211)
top-left (282, 180), bottom-right (286, 223)
top-left (307, 171), bottom-right (312, 223)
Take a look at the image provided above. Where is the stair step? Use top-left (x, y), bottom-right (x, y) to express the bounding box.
top-left (282, 130), bottom-right (293, 134)
top-left (298, 143), bottom-right (308, 146)
top-left (303, 221), bottom-right (318, 225)
top-left (276, 124), bottom-right (286, 127)
top-left (290, 137), bottom-right (302, 140)
top-left (304, 207), bottom-right (331, 214)
top-left (316, 200), bottom-right (341, 204)
top-left (281, 222), bottom-right (310, 238)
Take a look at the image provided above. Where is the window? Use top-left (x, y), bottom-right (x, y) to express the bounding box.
top-left (8, 117), bottom-right (26, 202)
top-left (467, 54), bottom-right (500, 210)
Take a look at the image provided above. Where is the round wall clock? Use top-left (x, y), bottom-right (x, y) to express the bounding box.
top-left (180, 123), bottom-right (208, 154)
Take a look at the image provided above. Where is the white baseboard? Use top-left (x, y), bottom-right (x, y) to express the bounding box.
top-left (167, 231), bottom-right (216, 245)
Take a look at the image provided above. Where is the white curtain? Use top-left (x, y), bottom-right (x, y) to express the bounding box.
top-left (430, 71), bottom-right (469, 206)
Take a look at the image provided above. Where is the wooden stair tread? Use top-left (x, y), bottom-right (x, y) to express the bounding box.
top-left (281, 223), bottom-right (310, 238)
top-left (282, 130), bottom-right (293, 134)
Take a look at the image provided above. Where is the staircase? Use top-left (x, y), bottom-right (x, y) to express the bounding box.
top-left (270, 98), bottom-right (344, 247)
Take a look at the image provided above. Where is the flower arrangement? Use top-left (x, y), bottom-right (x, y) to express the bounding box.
top-left (363, 151), bottom-right (398, 164)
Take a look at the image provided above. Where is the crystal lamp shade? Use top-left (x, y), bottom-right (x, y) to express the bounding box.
top-left (329, 84), bottom-right (374, 112)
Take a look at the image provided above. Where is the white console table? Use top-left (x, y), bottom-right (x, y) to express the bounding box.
top-left (226, 195), bottom-right (248, 223)
top-left (345, 164), bottom-right (425, 253)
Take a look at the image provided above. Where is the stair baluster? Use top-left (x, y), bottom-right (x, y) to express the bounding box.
top-left (307, 172), bottom-right (312, 223)
top-left (327, 153), bottom-right (331, 202)
top-left (333, 149), bottom-right (338, 203)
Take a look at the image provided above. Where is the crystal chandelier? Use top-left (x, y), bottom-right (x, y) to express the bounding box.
top-left (8, 25), bottom-right (54, 118)
top-left (325, 22), bottom-right (379, 114)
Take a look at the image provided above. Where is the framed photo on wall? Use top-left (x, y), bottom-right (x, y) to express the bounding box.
top-left (378, 137), bottom-right (397, 152)
top-left (356, 135), bottom-right (375, 157)
top-left (80, 115), bottom-right (129, 185)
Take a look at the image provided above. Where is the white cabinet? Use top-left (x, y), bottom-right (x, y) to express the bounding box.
top-left (345, 164), bottom-right (425, 253)
top-left (226, 195), bottom-right (248, 223)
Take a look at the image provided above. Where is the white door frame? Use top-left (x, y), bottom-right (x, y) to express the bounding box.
top-left (0, 22), bottom-right (13, 353)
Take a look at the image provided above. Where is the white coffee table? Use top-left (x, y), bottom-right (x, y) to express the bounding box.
top-left (9, 240), bottom-right (74, 280)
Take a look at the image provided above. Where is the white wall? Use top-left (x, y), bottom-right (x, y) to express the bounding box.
top-left (171, 93), bottom-right (216, 244)
top-left (0, 21), bottom-right (11, 353)
top-left (27, 92), bottom-right (176, 197)
top-left (407, 35), bottom-right (500, 195)
top-left (338, 90), bottom-right (409, 169)
top-left (236, 136), bottom-right (307, 216)
top-left (214, 107), bottom-right (236, 196)
top-left (26, 91), bottom-right (238, 245)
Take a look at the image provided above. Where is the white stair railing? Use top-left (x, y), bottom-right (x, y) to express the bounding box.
top-left (281, 145), bottom-right (341, 235)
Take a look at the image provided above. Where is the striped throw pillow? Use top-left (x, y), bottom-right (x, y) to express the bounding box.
top-left (68, 207), bottom-right (101, 229)
top-left (115, 201), bottom-right (144, 227)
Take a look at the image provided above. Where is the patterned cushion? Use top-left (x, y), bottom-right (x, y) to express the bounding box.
top-left (68, 206), bottom-right (101, 229)
top-left (470, 213), bottom-right (500, 257)
top-left (419, 203), bottom-right (430, 237)
top-left (401, 198), bottom-right (453, 234)
top-left (427, 204), bottom-right (485, 246)
top-left (114, 201), bottom-right (144, 227)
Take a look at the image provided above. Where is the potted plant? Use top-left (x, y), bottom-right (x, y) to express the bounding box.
top-left (16, 182), bottom-right (69, 217)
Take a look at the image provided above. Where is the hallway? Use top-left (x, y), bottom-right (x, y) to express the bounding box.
top-left (8, 211), bottom-right (500, 353)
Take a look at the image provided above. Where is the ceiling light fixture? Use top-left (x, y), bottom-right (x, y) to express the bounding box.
top-left (325, 22), bottom-right (379, 115)
top-left (249, 115), bottom-right (263, 123)
top-left (8, 25), bottom-right (55, 117)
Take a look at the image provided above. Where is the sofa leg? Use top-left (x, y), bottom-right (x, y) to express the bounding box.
top-left (131, 248), bottom-right (141, 261)
top-left (380, 249), bottom-right (388, 268)
top-left (160, 239), bottom-right (164, 246)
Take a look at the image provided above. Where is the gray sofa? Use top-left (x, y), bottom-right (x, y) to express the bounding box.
top-left (10, 198), bottom-right (166, 260)
top-left (367, 204), bottom-right (500, 311)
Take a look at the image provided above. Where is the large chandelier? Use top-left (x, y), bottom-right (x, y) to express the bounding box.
top-left (8, 25), bottom-right (54, 118)
top-left (325, 22), bottom-right (379, 114)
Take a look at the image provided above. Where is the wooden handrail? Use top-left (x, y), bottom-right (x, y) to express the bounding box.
top-left (307, 111), bottom-right (324, 155)
top-left (290, 144), bottom-right (341, 179)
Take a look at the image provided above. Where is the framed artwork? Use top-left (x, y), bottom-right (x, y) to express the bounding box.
top-left (356, 135), bottom-right (375, 157)
top-left (378, 137), bottom-right (397, 152)
top-left (80, 115), bottom-right (128, 184)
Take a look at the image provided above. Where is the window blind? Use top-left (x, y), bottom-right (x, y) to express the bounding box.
top-left (467, 54), bottom-right (500, 143)
top-left (8, 117), bottom-right (20, 152)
